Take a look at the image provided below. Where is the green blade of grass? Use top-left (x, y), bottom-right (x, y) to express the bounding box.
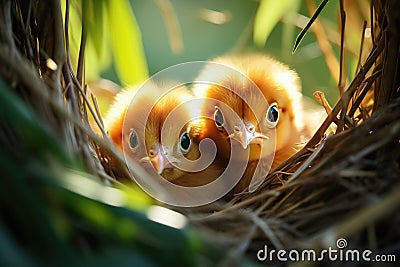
top-left (292, 0), bottom-right (329, 54)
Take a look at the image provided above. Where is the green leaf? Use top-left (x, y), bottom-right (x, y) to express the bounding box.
top-left (82, 0), bottom-right (106, 59)
top-left (82, 0), bottom-right (115, 81)
top-left (107, 0), bottom-right (149, 86)
top-left (292, 0), bottom-right (329, 53)
top-left (253, 0), bottom-right (300, 47)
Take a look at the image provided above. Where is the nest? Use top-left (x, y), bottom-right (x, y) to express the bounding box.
top-left (1, 0), bottom-right (399, 265)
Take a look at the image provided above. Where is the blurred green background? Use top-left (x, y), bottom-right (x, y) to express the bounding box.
top-left (97, 0), bottom-right (349, 105)
top-left (128, 0), bottom-right (340, 101)
top-left (66, 0), bottom-right (370, 111)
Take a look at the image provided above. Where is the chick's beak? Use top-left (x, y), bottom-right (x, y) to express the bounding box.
top-left (233, 121), bottom-right (269, 149)
top-left (148, 145), bottom-right (171, 174)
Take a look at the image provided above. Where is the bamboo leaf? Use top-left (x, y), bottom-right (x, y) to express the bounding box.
top-left (82, 0), bottom-right (106, 59)
top-left (107, 0), bottom-right (148, 86)
top-left (253, 0), bottom-right (300, 47)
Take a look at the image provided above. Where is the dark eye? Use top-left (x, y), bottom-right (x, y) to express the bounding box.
top-left (179, 132), bottom-right (191, 153)
top-left (214, 107), bottom-right (224, 128)
top-left (266, 103), bottom-right (279, 128)
top-left (129, 129), bottom-right (139, 151)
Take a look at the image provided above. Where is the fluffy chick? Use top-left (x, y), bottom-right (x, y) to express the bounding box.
top-left (192, 54), bottom-right (323, 192)
top-left (142, 86), bottom-right (230, 186)
top-left (104, 83), bottom-right (228, 187)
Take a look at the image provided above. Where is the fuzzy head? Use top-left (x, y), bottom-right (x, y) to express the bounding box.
top-left (193, 54), bottom-right (303, 162)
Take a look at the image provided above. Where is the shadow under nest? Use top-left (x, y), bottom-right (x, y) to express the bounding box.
top-left (1, 0), bottom-right (399, 264)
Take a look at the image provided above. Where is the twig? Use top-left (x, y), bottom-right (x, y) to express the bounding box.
top-left (304, 35), bottom-right (384, 148)
top-left (91, 93), bottom-right (107, 137)
top-left (316, 184), bottom-right (400, 248)
top-left (248, 212), bottom-right (284, 250)
top-left (370, 0), bottom-right (375, 47)
top-left (355, 21), bottom-right (368, 75)
top-left (155, 0), bottom-right (183, 54)
top-left (348, 69), bottom-right (381, 117)
top-left (287, 139), bottom-right (326, 183)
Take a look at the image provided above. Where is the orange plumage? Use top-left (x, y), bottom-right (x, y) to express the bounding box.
top-left (192, 53), bottom-right (324, 193)
top-left (104, 83), bottom-right (228, 187)
top-left (104, 54), bottom-right (324, 198)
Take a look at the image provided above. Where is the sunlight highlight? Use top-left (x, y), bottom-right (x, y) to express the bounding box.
top-left (146, 205), bottom-right (188, 229)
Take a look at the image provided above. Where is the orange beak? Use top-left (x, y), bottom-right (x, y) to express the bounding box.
top-left (148, 144), bottom-right (172, 174)
top-left (232, 121), bottom-right (269, 149)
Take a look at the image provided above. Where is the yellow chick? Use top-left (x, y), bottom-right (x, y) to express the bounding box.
top-left (192, 54), bottom-right (323, 193)
top-left (104, 85), bottom-right (153, 161)
top-left (147, 87), bottom-right (237, 188)
top-left (104, 82), bottom-right (228, 188)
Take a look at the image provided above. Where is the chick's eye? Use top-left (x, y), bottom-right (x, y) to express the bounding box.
top-left (179, 132), bottom-right (191, 153)
top-left (266, 103), bottom-right (279, 128)
top-left (129, 129), bottom-right (139, 151)
top-left (214, 107), bottom-right (224, 128)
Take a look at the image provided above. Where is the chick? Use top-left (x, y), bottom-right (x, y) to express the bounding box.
top-left (192, 54), bottom-right (323, 193)
top-left (145, 86), bottom-right (234, 187)
top-left (104, 85), bottom-right (153, 161)
top-left (104, 82), bottom-right (228, 187)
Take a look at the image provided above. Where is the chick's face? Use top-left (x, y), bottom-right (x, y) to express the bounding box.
top-left (121, 84), bottom-right (201, 184)
top-left (194, 54), bottom-right (302, 162)
top-left (205, 84), bottom-right (274, 161)
top-left (122, 90), bottom-right (154, 166)
top-left (248, 66), bottom-right (302, 153)
top-left (210, 85), bottom-right (299, 162)
top-left (144, 120), bottom-right (201, 182)
top-left (143, 89), bottom-right (202, 183)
